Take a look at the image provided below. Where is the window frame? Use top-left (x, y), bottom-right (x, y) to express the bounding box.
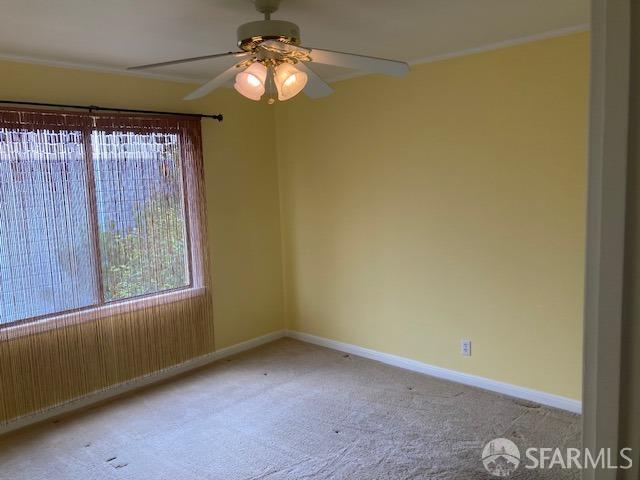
top-left (0, 110), bottom-right (207, 337)
top-left (87, 127), bottom-right (195, 305)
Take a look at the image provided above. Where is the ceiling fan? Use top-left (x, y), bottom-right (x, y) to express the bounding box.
top-left (128, 0), bottom-right (410, 103)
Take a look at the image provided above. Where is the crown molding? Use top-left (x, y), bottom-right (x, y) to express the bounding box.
top-left (0, 23), bottom-right (590, 87)
top-left (325, 23), bottom-right (591, 83)
top-left (0, 52), bottom-right (207, 84)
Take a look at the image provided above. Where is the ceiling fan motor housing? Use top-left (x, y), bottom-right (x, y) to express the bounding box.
top-left (237, 20), bottom-right (301, 51)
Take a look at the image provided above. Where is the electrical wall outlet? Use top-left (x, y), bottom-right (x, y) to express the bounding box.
top-left (461, 339), bottom-right (472, 357)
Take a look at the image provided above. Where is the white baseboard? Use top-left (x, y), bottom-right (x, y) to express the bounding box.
top-left (213, 330), bottom-right (286, 360)
top-left (285, 330), bottom-right (582, 414)
top-left (0, 330), bottom-right (286, 436)
top-left (1, 327), bottom-right (580, 436)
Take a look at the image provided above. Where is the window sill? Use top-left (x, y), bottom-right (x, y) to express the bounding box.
top-left (0, 287), bottom-right (206, 342)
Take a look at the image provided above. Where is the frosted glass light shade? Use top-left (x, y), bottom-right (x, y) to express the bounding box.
top-left (234, 62), bottom-right (268, 101)
top-left (274, 63), bottom-right (308, 101)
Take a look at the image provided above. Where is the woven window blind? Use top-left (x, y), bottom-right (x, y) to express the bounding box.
top-left (0, 108), bottom-right (214, 425)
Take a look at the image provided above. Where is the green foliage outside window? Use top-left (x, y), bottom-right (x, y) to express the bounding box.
top-left (99, 190), bottom-right (189, 302)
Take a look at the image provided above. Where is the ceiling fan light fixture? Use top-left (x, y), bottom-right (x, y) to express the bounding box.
top-left (129, 0), bottom-right (409, 102)
top-left (234, 62), bottom-right (268, 101)
top-left (274, 63), bottom-right (308, 101)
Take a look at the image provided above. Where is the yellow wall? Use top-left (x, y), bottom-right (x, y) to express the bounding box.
top-left (0, 31), bottom-right (588, 403)
top-left (0, 59), bottom-right (285, 350)
top-left (276, 33), bottom-right (588, 400)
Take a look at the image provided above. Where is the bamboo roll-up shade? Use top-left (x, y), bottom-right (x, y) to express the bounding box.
top-left (0, 108), bottom-right (214, 425)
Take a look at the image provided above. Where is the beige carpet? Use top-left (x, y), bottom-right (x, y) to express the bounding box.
top-left (0, 338), bottom-right (580, 479)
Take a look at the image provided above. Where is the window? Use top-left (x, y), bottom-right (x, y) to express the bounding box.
top-left (92, 130), bottom-right (189, 301)
top-left (0, 109), bottom-right (205, 327)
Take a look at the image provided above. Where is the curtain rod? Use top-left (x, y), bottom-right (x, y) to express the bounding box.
top-left (0, 100), bottom-right (223, 121)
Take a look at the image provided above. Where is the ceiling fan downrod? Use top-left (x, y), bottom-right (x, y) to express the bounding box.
top-left (253, 0), bottom-right (282, 20)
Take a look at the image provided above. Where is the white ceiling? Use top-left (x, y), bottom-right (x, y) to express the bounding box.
top-left (0, 0), bottom-right (589, 84)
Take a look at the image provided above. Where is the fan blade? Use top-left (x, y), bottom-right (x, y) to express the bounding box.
top-left (295, 62), bottom-right (333, 99)
top-left (306, 48), bottom-right (409, 76)
top-left (184, 63), bottom-right (246, 100)
top-left (128, 51), bottom-right (250, 70)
